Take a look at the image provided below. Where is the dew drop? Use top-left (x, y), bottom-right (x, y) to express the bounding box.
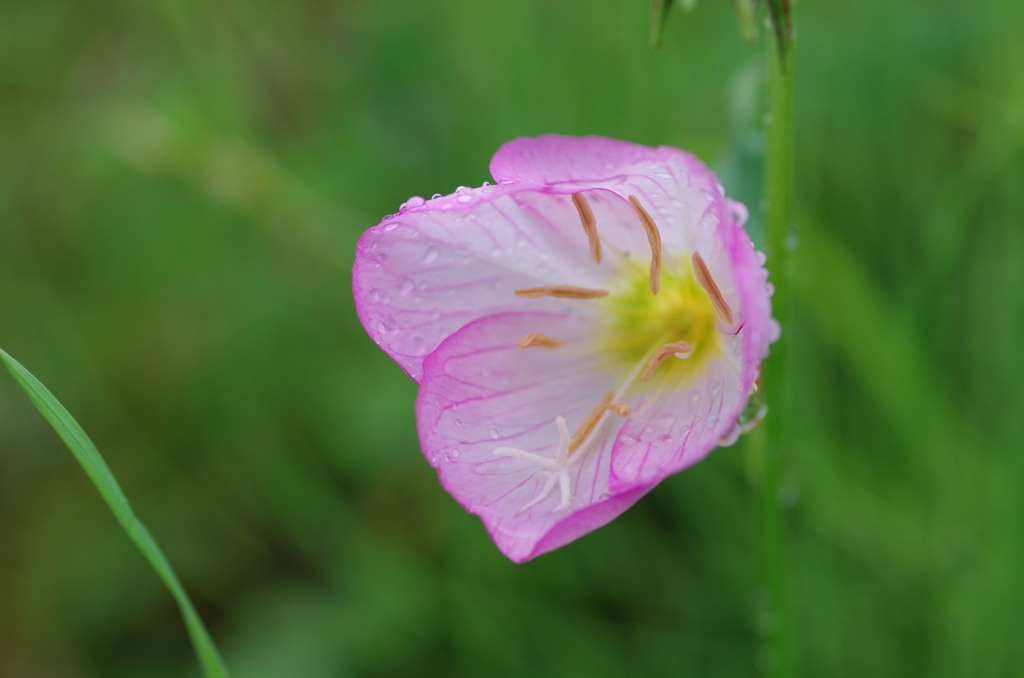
top-left (376, 322), bottom-right (388, 333)
top-left (400, 278), bottom-right (414, 294)
top-left (441, 452), bottom-right (451, 463)
top-left (430, 308), bottom-right (442, 321)
top-left (489, 428), bottom-right (499, 440)
top-left (599, 492), bottom-right (611, 501)
top-left (756, 251), bottom-right (768, 266)
top-left (482, 181), bottom-right (491, 187)
top-left (454, 418), bottom-right (464, 430)
top-left (620, 433), bottom-right (639, 446)
top-left (766, 282), bottom-right (776, 297)
top-left (768, 318), bottom-right (782, 343)
top-left (709, 380), bottom-right (722, 396)
top-left (406, 196), bottom-right (425, 208)
top-left (412, 335), bottom-right (426, 355)
top-left (729, 200), bottom-right (749, 226)
top-left (452, 449), bottom-right (460, 458)
top-left (379, 291), bottom-right (390, 304)
top-left (423, 246), bottom-right (439, 263)
top-left (431, 193), bottom-right (442, 200)
top-left (679, 424), bottom-right (691, 435)
top-left (370, 289), bottom-right (380, 302)
top-left (655, 413), bottom-right (675, 429)
top-left (655, 433), bottom-right (672, 444)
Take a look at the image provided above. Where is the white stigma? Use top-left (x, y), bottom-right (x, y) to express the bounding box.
top-left (494, 415), bottom-right (578, 512)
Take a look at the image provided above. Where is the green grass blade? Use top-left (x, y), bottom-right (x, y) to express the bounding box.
top-left (0, 347), bottom-right (230, 678)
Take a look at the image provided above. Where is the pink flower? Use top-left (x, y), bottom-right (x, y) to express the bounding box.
top-left (353, 135), bottom-right (777, 562)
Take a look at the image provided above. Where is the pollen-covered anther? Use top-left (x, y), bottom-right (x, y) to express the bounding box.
top-left (628, 195), bottom-right (662, 295)
top-left (692, 251), bottom-right (733, 324)
top-left (514, 285), bottom-right (609, 299)
top-left (571, 193), bottom-right (601, 264)
top-left (641, 341), bottom-right (695, 383)
top-left (606, 402), bottom-right (632, 417)
top-left (569, 391), bottom-right (613, 452)
top-left (516, 332), bottom-right (566, 350)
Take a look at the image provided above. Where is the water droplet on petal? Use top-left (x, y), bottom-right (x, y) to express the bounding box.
top-left (766, 282), bottom-right (776, 297)
top-left (655, 433), bottom-right (672, 444)
top-left (620, 433), bottom-right (639, 446)
top-left (412, 335), bottom-right (426, 355)
top-left (430, 308), bottom-right (441, 321)
top-left (400, 278), bottom-right (414, 294)
top-left (489, 428), bottom-right (499, 440)
top-left (370, 290), bottom-right (380, 302)
top-left (729, 200), bottom-right (749, 226)
top-left (768, 319), bottom-right (782, 343)
top-left (452, 449), bottom-right (460, 458)
top-left (599, 492), bottom-right (611, 501)
top-left (431, 193), bottom-right (442, 200)
top-left (655, 414), bottom-right (674, 429)
top-left (709, 380), bottom-right (722, 395)
top-left (756, 251), bottom-right (768, 266)
top-left (379, 291), bottom-right (390, 304)
top-left (406, 196), bottom-right (425, 208)
top-left (383, 221), bottom-right (398, 232)
top-left (424, 246), bottom-right (439, 263)
top-left (678, 424), bottom-right (691, 435)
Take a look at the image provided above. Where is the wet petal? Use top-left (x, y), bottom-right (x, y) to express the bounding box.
top-left (354, 187), bottom-right (621, 382)
top-left (416, 311), bottom-right (648, 562)
top-left (609, 355), bottom-right (744, 491)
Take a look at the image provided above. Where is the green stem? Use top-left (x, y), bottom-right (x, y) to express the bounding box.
top-left (759, 3), bottom-right (796, 677)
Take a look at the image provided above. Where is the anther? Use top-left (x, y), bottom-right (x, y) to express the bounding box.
top-left (516, 332), bottom-right (566, 350)
top-left (514, 285), bottom-right (609, 299)
top-left (641, 341), bottom-right (694, 383)
top-left (606, 402), bottom-right (632, 417)
top-left (628, 195), bottom-right (662, 295)
top-left (571, 193), bottom-right (601, 264)
top-left (692, 251), bottom-right (733, 324)
top-left (569, 391), bottom-right (613, 452)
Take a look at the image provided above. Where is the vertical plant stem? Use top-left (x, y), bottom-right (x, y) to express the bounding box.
top-left (759, 2), bottom-right (796, 677)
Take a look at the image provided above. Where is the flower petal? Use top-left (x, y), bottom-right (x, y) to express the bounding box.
top-left (490, 135), bottom-right (661, 185)
top-left (609, 354), bottom-right (743, 491)
top-left (354, 186), bottom-right (639, 382)
top-left (609, 192), bottom-right (774, 490)
top-left (416, 311), bottom-right (648, 562)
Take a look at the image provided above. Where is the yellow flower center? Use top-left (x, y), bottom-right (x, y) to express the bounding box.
top-left (598, 256), bottom-right (721, 384)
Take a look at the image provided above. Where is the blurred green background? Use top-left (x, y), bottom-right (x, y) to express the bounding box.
top-left (2, 0), bottom-right (1024, 676)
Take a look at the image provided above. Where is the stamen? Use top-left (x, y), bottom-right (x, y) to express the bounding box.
top-left (691, 251), bottom-right (733, 324)
top-left (606, 402), bottom-right (632, 417)
top-left (628, 195), bottom-right (662, 295)
top-left (569, 391), bottom-right (613, 452)
top-left (641, 341), bottom-right (694, 383)
top-left (516, 332), bottom-right (566, 350)
top-left (572, 193), bottom-right (601, 264)
top-left (514, 285), bottom-right (609, 299)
